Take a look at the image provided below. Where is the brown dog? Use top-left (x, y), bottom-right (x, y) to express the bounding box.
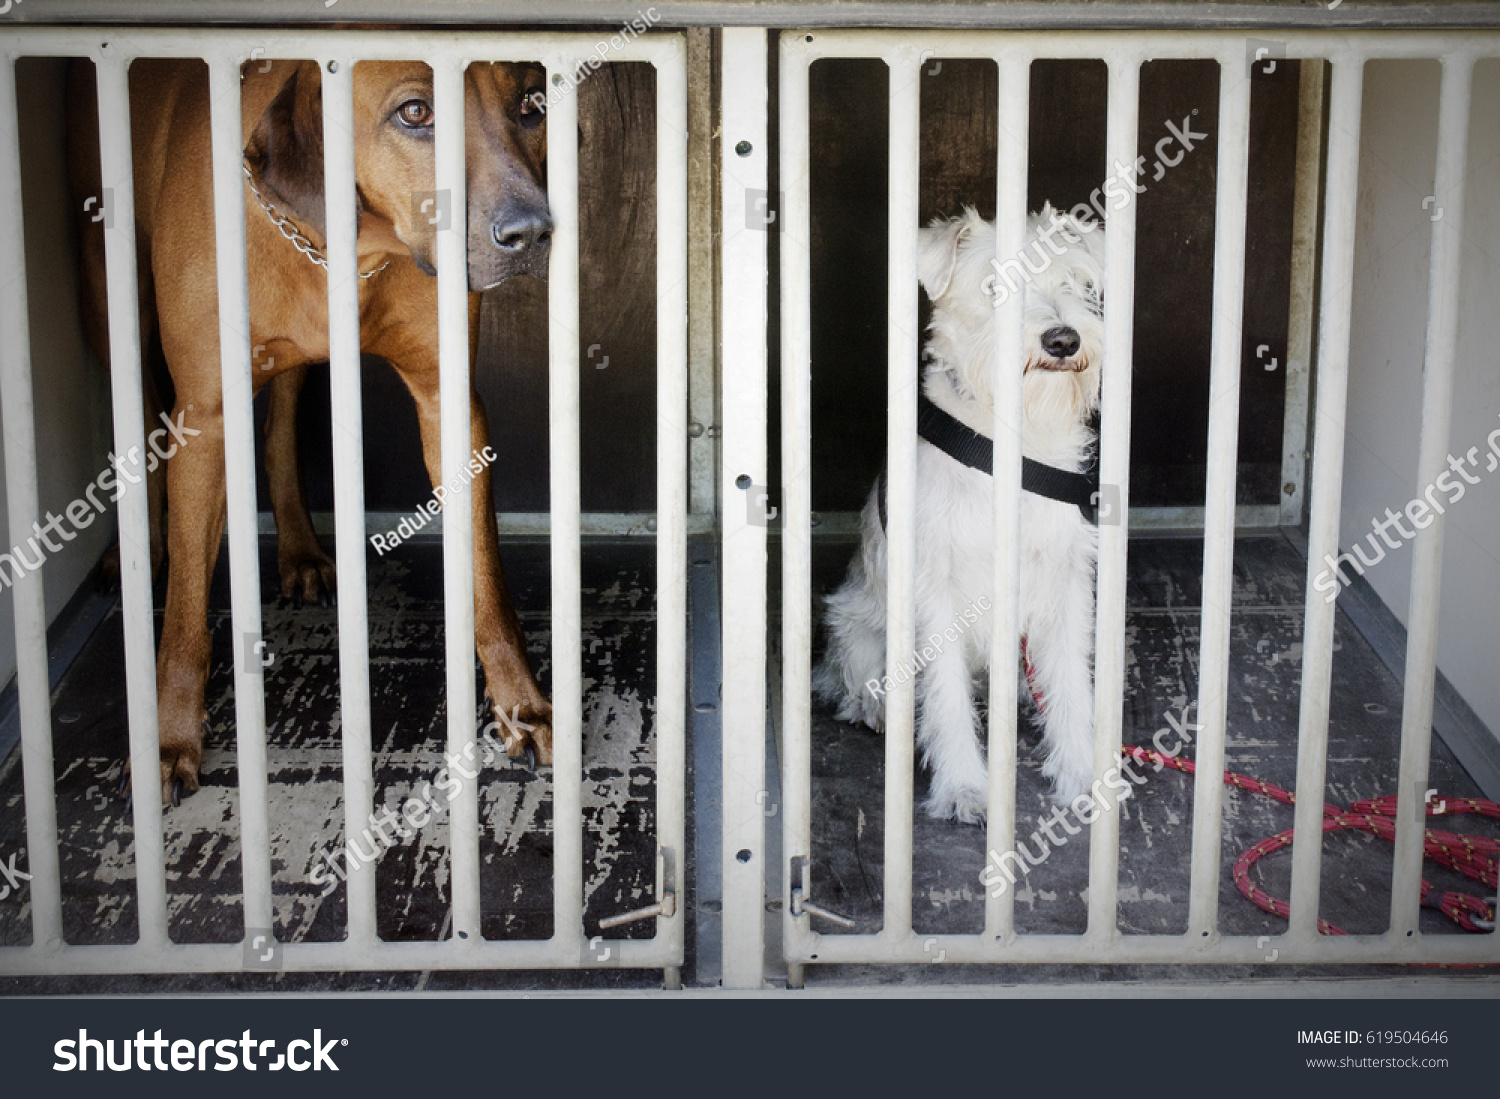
top-left (68, 58), bottom-right (555, 803)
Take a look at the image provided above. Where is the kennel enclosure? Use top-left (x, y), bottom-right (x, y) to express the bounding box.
top-left (0, 4), bottom-right (1497, 991)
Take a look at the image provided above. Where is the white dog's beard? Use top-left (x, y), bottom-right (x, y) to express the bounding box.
top-left (1023, 365), bottom-right (1099, 441)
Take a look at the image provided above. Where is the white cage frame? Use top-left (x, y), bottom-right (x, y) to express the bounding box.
top-left (0, 14), bottom-right (1494, 990)
top-left (0, 27), bottom-right (688, 978)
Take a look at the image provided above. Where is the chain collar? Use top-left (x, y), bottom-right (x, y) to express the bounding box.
top-left (242, 163), bottom-right (391, 280)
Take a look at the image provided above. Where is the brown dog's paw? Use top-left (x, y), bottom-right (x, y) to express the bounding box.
top-left (116, 733), bottom-right (202, 809)
top-left (159, 752), bottom-right (202, 808)
top-left (278, 547), bottom-right (337, 607)
top-left (486, 697), bottom-right (553, 768)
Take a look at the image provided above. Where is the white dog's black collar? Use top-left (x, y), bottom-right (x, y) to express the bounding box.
top-left (877, 394), bottom-right (1100, 527)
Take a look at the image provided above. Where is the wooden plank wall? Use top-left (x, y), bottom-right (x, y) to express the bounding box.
top-left (277, 49), bottom-right (1299, 519)
top-left (805, 55), bottom-right (1301, 512)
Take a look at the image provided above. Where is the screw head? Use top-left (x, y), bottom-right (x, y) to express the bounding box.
top-left (735, 140), bottom-right (752, 157)
top-left (1283, 481), bottom-right (1296, 496)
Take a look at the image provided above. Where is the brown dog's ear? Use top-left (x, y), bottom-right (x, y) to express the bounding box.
top-left (244, 61), bottom-right (326, 239)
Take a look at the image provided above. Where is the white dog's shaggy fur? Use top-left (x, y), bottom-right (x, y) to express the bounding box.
top-left (814, 204), bottom-right (1105, 823)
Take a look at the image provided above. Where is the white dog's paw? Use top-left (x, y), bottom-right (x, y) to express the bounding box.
top-left (829, 694), bottom-right (884, 733)
top-left (925, 785), bottom-right (988, 825)
top-left (856, 696), bottom-right (885, 733)
top-left (1043, 757), bottom-right (1095, 806)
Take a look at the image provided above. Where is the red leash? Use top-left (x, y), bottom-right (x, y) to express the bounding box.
top-left (1018, 642), bottom-right (1497, 937)
top-left (1120, 744), bottom-right (1500, 938)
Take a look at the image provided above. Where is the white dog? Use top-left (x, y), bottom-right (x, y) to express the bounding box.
top-left (814, 204), bottom-right (1105, 823)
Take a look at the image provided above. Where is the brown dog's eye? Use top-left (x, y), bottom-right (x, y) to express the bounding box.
top-left (519, 90), bottom-right (546, 126)
top-left (395, 100), bottom-right (433, 129)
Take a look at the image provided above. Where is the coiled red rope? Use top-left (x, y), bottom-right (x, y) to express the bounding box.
top-left (1119, 744), bottom-right (1500, 937)
top-left (1018, 641), bottom-right (1497, 940)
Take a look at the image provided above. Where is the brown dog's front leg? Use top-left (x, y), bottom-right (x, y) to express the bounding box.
top-left (400, 374), bottom-right (553, 765)
top-left (464, 391), bottom-right (554, 764)
top-left (152, 397), bottom-right (228, 803)
top-left (263, 364), bottom-right (336, 605)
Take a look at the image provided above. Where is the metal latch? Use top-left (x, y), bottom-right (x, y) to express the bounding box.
top-left (599, 846), bottom-right (678, 930)
top-left (600, 892), bottom-right (677, 929)
top-left (789, 855), bottom-right (855, 928)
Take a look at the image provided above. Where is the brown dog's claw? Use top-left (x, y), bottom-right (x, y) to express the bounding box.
top-left (487, 697), bottom-right (553, 768)
top-left (160, 768), bottom-right (199, 808)
top-left (278, 549), bottom-right (337, 609)
top-left (158, 740), bottom-right (203, 809)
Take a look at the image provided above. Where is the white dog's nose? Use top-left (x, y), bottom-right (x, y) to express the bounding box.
top-left (1042, 326), bottom-right (1080, 359)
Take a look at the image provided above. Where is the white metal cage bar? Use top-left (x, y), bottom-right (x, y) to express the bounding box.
top-left (543, 49), bottom-right (585, 958)
top-left (653, 31), bottom-right (691, 973)
top-left (777, 29), bottom-right (815, 978)
top-left (433, 54), bottom-right (482, 948)
top-left (208, 56), bottom-right (276, 942)
top-left (720, 27), bottom-right (771, 991)
top-left (0, 57), bottom-right (66, 953)
top-left (882, 51), bottom-right (921, 943)
top-left (1389, 55), bottom-right (1475, 940)
top-left (0, 27), bottom-right (688, 977)
top-left (1084, 47), bottom-right (1140, 948)
top-left (1288, 55), bottom-right (1364, 946)
top-left (1186, 48), bottom-right (1253, 939)
top-left (95, 55), bottom-right (172, 950)
top-left (982, 51), bottom-right (1030, 946)
top-left (776, 28), bottom-right (1500, 971)
top-left (321, 53), bottom-right (379, 949)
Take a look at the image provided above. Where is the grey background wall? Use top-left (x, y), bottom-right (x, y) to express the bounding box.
top-left (0, 58), bottom-right (117, 696)
top-left (1342, 59), bottom-right (1500, 738)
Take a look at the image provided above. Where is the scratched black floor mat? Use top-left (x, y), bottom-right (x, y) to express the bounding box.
top-left (0, 538), bottom-right (660, 952)
top-left (805, 533), bottom-right (1490, 945)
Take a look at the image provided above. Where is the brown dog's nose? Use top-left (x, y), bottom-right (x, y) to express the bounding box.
top-left (491, 207), bottom-right (553, 255)
top-left (1041, 326), bottom-right (1080, 359)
